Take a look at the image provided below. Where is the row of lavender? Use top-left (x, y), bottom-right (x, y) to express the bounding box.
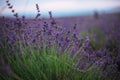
top-left (0, 0), bottom-right (120, 79)
top-left (0, 14), bottom-right (120, 79)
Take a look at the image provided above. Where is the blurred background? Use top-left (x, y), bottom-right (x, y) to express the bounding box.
top-left (0, 0), bottom-right (120, 18)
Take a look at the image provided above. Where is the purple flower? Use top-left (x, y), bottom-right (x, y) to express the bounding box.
top-left (6, 0), bottom-right (9, 3)
top-left (73, 24), bottom-right (77, 30)
top-left (35, 13), bottom-right (40, 19)
top-left (0, 65), bottom-right (11, 74)
top-left (7, 3), bottom-right (10, 6)
top-left (73, 33), bottom-right (78, 41)
top-left (14, 13), bottom-right (18, 18)
top-left (36, 4), bottom-right (39, 11)
top-left (9, 5), bottom-right (13, 9)
top-left (65, 37), bottom-right (70, 42)
top-left (82, 36), bottom-right (90, 50)
top-left (67, 31), bottom-right (70, 34)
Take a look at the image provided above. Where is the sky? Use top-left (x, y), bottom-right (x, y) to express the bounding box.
top-left (0, 0), bottom-right (120, 18)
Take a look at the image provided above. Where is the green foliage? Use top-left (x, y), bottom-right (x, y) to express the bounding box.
top-left (79, 27), bottom-right (107, 50)
top-left (89, 27), bottom-right (107, 50)
top-left (0, 40), bottom-right (103, 80)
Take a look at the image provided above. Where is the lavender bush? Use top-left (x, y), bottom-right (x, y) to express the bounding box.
top-left (0, 0), bottom-right (120, 80)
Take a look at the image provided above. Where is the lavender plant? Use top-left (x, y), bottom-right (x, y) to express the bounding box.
top-left (0, 0), bottom-right (120, 80)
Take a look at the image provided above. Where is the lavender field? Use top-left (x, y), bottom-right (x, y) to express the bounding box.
top-left (0, 1), bottom-right (120, 80)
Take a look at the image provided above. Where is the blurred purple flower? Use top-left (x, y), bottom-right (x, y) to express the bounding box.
top-left (0, 65), bottom-right (11, 74)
